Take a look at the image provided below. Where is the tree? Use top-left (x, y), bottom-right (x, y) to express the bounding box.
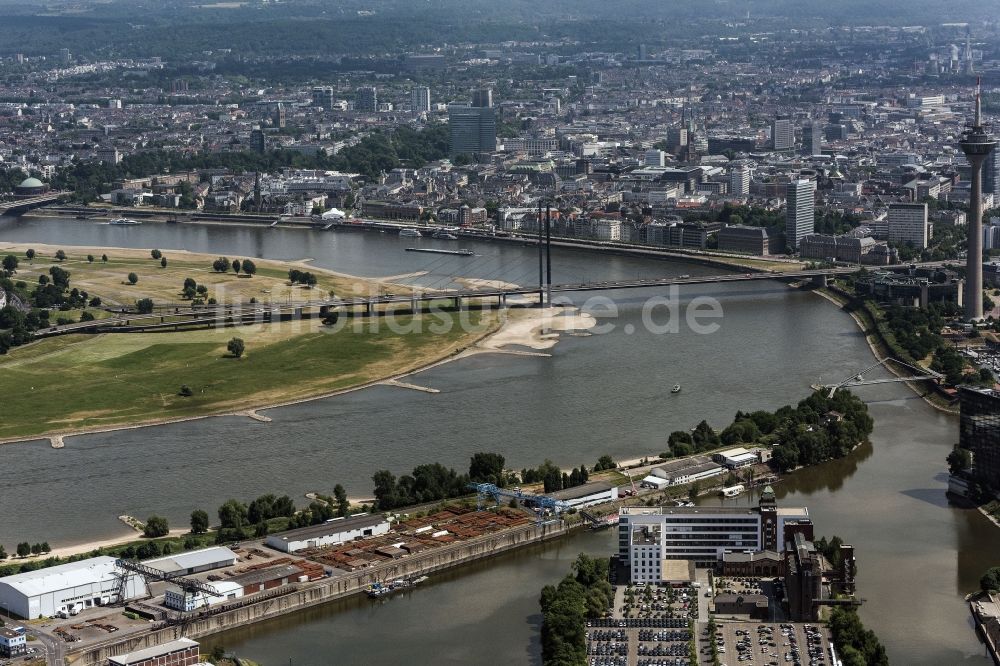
top-left (40, 541), bottom-right (50, 553)
top-left (241, 259), bottom-right (257, 276)
top-left (87, 254), bottom-right (94, 263)
top-left (101, 254), bottom-right (108, 262)
top-left (55, 249), bottom-right (66, 261)
top-left (190, 509), bottom-right (209, 534)
top-left (2, 255), bottom-right (18, 275)
top-left (688, 481), bottom-right (701, 501)
top-left (981, 567), bottom-right (1000, 593)
top-left (16, 542), bottom-right (29, 558)
top-left (25, 248), bottom-right (35, 262)
top-left (333, 484), bottom-right (350, 517)
top-left (143, 515), bottom-right (169, 538)
top-left (127, 272), bottom-right (138, 285)
top-left (218, 499), bottom-right (249, 529)
top-left (947, 447), bottom-right (972, 475)
top-left (179, 384), bottom-right (193, 397)
top-left (150, 249), bottom-right (162, 260)
top-left (372, 470), bottom-right (400, 510)
top-left (212, 257), bottom-right (230, 272)
top-left (227, 337), bottom-right (245, 358)
top-left (0, 545), bottom-right (6, 560)
top-left (232, 259), bottom-right (241, 274)
top-left (160, 256), bottom-right (168, 268)
top-left (594, 454), bottom-right (615, 471)
top-left (136, 298), bottom-right (154, 314)
top-left (469, 452), bottom-right (506, 485)
top-left (30, 543), bottom-right (41, 555)
top-left (49, 265), bottom-right (70, 288)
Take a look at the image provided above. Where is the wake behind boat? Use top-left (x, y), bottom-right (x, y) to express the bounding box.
top-left (405, 247), bottom-right (475, 256)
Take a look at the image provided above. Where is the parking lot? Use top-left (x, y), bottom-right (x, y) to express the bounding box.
top-left (713, 622), bottom-right (833, 666)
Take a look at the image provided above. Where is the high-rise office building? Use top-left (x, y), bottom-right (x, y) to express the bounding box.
top-left (273, 103), bottom-right (286, 129)
top-left (771, 117), bottom-right (794, 151)
top-left (730, 163), bottom-right (751, 196)
top-left (665, 127), bottom-right (688, 154)
top-left (802, 123), bottom-right (822, 155)
top-left (354, 87), bottom-right (378, 112)
top-left (959, 386), bottom-right (1000, 490)
top-left (411, 86), bottom-right (431, 113)
top-left (249, 128), bottom-right (265, 154)
top-left (887, 202), bottom-right (929, 249)
top-left (471, 88), bottom-right (493, 108)
top-left (448, 104), bottom-right (496, 157)
top-left (311, 86), bottom-right (334, 110)
top-left (785, 180), bottom-right (816, 251)
top-left (643, 149), bottom-right (665, 167)
top-left (980, 147), bottom-right (1000, 197)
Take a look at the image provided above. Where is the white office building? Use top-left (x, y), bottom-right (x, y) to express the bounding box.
top-left (785, 180), bottom-right (816, 251)
top-left (164, 581), bottom-right (243, 612)
top-left (619, 500), bottom-right (810, 577)
top-left (729, 163), bottom-right (751, 196)
top-left (771, 118), bottom-right (793, 151)
top-left (887, 202), bottom-right (929, 249)
top-left (0, 557), bottom-right (145, 619)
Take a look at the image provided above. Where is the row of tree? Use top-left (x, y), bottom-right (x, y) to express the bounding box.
top-left (539, 554), bottom-right (614, 666)
top-left (828, 606), bottom-right (889, 666)
top-left (521, 460), bottom-right (591, 494)
top-left (287, 269), bottom-right (317, 287)
top-left (212, 256), bottom-right (257, 275)
top-left (0, 542), bottom-right (51, 559)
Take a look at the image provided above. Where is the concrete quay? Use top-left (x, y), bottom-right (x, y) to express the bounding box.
top-left (67, 520), bottom-right (569, 665)
top-left (971, 594), bottom-right (1000, 665)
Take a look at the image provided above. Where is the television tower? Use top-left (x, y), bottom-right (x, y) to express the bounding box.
top-left (960, 78), bottom-right (996, 320)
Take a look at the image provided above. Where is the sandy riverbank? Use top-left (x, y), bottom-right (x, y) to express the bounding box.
top-left (475, 305), bottom-right (596, 351)
top-left (9, 528), bottom-right (191, 564)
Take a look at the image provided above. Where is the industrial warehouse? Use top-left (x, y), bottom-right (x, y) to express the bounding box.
top-left (0, 557), bottom-right (146, 619)
top-left (264, 513), bottom-right (390, 553)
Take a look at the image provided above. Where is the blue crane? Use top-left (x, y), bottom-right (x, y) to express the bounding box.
top-left (467, 483), bottom-right (571, 521)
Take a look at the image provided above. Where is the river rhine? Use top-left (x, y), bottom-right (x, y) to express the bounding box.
top-left (0, 216), bottom-right (995, 665)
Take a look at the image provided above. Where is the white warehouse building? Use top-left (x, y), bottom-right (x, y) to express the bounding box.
top-left (142, 547), bottom-right (237, 576)
top-left (0, 557), bottom-right (145, 619)
top-left (265, 514), bottom-right (390, 553)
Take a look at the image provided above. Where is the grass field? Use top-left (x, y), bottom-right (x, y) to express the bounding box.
top-left (0, 311), bottom-right (495, 440)
top-left (0, 243), bottom-right (405, 310)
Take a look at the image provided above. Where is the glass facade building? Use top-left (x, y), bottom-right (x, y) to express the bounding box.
top-left (959, 386), bottom-right (1000, 489)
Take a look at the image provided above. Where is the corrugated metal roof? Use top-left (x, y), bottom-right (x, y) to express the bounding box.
top-left (0, 556), bottom-right (119, 597)
top-left (268, 514), bottom-right (387, 542)
top-left (108, 637), bottom-right (198, 665)
top-left (142, 546), bottom-right (237, 573)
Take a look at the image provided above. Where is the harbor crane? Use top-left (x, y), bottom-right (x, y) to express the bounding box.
top-left (111, 559), bottom-right (222, 606)
top-left (815, 357), bottom-right (944, 398)
top-left (467, 483), bottom-right (571, 522)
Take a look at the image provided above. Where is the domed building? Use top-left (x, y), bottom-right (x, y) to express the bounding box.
top-left (14, 177), bottom-right (48, 197)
